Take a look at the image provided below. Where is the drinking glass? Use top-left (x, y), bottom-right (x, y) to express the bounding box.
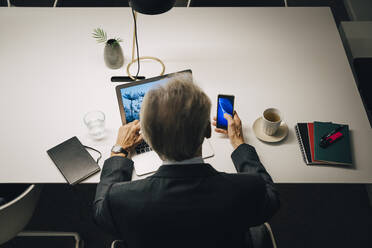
top-left (84, 111), bottom-right (105, 140)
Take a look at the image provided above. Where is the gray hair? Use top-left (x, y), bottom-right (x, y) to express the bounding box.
top-left (140, 72), bottom-right (211, 161)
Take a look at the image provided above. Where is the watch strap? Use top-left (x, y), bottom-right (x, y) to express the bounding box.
top-left (112, 145), bottom-right (129, 156)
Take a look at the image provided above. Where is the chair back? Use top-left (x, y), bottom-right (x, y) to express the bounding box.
top-left (0, 184), bottom-right (42, 245)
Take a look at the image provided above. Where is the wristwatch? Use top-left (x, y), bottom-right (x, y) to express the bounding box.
top-left (111, 145), bottom-right (129, 157)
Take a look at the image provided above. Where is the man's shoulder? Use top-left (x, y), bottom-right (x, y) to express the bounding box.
top-left (107, 170), bottom-right (266, 204)
top-left (108, 171), bottom-right (265, 192)
top-left (218, 172), bottom-right (266, 193)
top-left (107, 178), bottom-right (154, 209)
top-left (110, 178), bottom-right (153, 194)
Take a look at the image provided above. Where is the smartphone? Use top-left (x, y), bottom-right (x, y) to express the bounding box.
top-left (216, 94), bottom-right (235, 130)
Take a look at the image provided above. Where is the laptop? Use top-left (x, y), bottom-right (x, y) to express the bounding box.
top-left (116, 70), bottom-right (214, 176)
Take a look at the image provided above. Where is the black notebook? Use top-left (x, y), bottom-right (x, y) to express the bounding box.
top-left (47, 136), bottom-right (101, 185)
top-left (295, 123), bottom-right (312, 164)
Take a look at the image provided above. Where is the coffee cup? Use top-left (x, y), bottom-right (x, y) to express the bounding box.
top-left (262, 108), bottom-right (282, 136)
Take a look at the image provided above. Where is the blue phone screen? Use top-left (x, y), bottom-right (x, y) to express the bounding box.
top-left (217, 97), bottom-right (234, 129)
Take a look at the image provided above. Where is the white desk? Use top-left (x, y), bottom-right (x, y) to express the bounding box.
top-left (0, 7), bottom-right (371, 183)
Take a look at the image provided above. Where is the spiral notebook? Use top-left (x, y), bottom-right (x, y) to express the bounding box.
top-left (313, 122), bottom-right (352, 165)
top-left (295, 122), bottom-right (352, 166)
top-left (295, 122), bottom-right (333, 165)
top-left (295, 123), bottom-right (313, 164)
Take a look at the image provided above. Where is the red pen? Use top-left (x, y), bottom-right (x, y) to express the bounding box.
top-left (319, 125), bottom-right (344, 148)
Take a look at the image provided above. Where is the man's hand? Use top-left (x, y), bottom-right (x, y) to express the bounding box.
top-left (112, 120), bottom-right (143, 157)
top-left (213, 111), bottom-right (245, 149)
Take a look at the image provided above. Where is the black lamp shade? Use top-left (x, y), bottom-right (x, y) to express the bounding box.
top-left (129, 0), bottom-right (176, 15)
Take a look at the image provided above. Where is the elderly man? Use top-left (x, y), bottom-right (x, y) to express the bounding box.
top-left (93, 74), bottom-right (280, 248)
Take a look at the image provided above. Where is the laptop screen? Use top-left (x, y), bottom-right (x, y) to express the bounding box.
top-left (120, 78), bottom-right (170, 123)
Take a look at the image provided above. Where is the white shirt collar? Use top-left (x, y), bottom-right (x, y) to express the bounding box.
top-left (162, 156), bottom-right (204, 165)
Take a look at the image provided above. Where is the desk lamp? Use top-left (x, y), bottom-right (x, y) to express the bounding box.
top-left (126, 0), bottom-right (176, 80)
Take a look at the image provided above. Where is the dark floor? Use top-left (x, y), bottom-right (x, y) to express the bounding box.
top-left (271, 184), bottom-right (372, 248)
top-left (1, 184), bottom-right (371, 248)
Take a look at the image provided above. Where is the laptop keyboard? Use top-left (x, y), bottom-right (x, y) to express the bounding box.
top-left (135, 141), bottom-right (152, 154)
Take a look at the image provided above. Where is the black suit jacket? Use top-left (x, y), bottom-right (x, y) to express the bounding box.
top-left (93, 144), bottom-right (279, 248)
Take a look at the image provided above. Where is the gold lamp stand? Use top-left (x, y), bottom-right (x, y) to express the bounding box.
top-left (126, 12), bottom-right (166, 80)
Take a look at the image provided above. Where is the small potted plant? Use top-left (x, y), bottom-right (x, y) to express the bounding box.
top-left (92, 28), bottom-right (124, 69)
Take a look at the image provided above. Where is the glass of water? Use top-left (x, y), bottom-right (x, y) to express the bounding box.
top-left (84, 111), bottom-right (105, 140)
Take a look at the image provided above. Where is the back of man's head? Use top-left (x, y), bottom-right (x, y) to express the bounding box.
top-left (140, 72), bottom-right (211, 161)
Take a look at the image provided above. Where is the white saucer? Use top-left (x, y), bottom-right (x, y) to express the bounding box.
top-left (252, 117), bottom-right (289, 143)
